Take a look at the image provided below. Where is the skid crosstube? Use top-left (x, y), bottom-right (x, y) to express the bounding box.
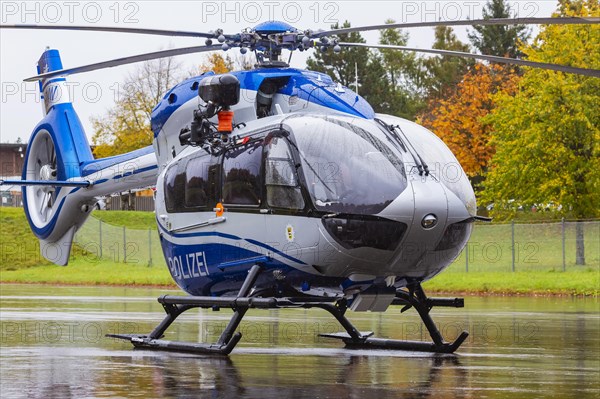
top-left (108, 264), bottom-right (469, 355)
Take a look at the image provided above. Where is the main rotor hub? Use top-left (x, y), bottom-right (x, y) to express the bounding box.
top-left (212, 20), bottom-right (338, 67)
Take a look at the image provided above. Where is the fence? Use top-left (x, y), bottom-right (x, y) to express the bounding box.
top-left (103, 195), bottom-right (155, 212)
top-left (446, 220), bottom-right (599, 273)
top-left (74, 216), bottom-right (163, 267)
top-left (0, 193), bottom-right (154, 212)
top-left (72, 216), bottom-right (600, 272)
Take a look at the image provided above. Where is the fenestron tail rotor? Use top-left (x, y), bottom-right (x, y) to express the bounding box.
top-left (27, 131), bottom-right (58, 224)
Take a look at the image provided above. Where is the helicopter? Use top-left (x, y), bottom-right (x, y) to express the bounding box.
top-left (1, 15), bottom-right (598, 355)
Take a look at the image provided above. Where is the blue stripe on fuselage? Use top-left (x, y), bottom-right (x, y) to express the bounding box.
top-left (156, 220), bottom-right (306, 265)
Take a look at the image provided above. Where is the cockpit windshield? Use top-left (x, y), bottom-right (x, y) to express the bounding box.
top-left (285, 115), bottom-right (407, 215)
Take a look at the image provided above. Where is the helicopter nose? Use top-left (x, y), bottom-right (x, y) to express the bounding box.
top-left (377, 176), bottom-right (465, 275)
top-left (403, 177), bottom-right (448, 254)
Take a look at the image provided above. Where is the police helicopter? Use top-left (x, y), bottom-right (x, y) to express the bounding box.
top-left (1, 16), bottom-right (598, 355)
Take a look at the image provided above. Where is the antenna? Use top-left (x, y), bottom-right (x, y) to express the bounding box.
top-left (354, 62), bottom-right (359, 95)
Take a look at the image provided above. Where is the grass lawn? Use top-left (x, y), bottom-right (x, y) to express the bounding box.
top-left (0, 259), bottom-right (175, 287)
top-left (423, 270), bottom-right (599, 296)
top-left (91, 210), bottom-right (156, 229)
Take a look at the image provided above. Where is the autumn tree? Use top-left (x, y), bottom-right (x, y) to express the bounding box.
top-left (481, 0), bottom-right (599, 264)
top-left (198, 52), bottom-right (256, 74)
top-left (418, 63), bottom-right (520, 182)
top-left (468, 0), bottom-right (530, 59)
top-left (199, 53), bottom-right (234, 74)
top-left (92, 58), bottom-right (182, 158)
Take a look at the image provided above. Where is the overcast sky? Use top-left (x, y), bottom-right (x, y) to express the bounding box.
top-left (0, 0), bottom-right (558, 144)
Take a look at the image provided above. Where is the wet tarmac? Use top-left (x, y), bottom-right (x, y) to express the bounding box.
top-left (0, 284), bottom-right (598, 398)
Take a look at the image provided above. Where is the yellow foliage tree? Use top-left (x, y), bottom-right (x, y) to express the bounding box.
top-left (418, 63), bottom-right (520, 179)
top-left (91, 58), bottom-right (181, 158)
top-left (199, 53), bottom-right (234, 74)
top-left (91, 52), bottom-right (255, 159)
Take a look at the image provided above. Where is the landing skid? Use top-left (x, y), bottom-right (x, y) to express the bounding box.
top-left (108, 265), bottom-right (468, 355)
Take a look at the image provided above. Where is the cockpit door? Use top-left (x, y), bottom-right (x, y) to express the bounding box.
top-left (218, 139), bottom-right (267, 265)
top-left (263, 135), bottom-right (317, 264)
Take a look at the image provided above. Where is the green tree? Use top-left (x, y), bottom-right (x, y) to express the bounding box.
top-left (376, 20), bottom-right (426, 118)
top-left (468, 0), bottom-right (530, 58)
top-left (306, 20), bottom-right (426, 119)
top-left (422, 26), bottom-right (473, 100)
top-left (306, 21), bottom-right (370, 90)
top-left (481, 0), bottom-right (599, 265)
top-left (360, 53), bottom-right (394, 114)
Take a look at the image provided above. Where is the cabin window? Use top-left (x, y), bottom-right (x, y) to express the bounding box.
top-left (184, 156), bottom-right (210, 208)
top-left (222, 140), bottom-right (263, 206)
top-left (164, 164), bottom-right (185, 213)
top-left (165, 154), bottom-right (219, 213)
top-left (265, 137), bottom-right (304, 210)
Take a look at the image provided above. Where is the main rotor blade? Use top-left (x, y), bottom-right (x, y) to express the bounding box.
top-left (315, 17), bottom-right (600, 37)
top-left (338, 43), bottom-right (600, 78)
top-left (0, 24), bottom-right (217, 38)
top-left (24, 45), bottom-right (223, 82)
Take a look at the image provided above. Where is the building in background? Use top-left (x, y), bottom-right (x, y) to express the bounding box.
top-left (1, 142), bottom-right (155, 210)
top-left (0, 143), bottom-right (26, 206)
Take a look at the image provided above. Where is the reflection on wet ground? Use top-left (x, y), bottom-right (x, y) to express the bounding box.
top-left (0, 284), bottom-right (598, 398)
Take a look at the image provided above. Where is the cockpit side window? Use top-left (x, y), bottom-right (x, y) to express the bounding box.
top-left (164, 163), bottom-right (185, 213)
top-left (265, 136), bottom-right (305, 210)
top-left (222, 140), bottom-right (263, 206)
top-left (184, 157), bottom-right (210, 208)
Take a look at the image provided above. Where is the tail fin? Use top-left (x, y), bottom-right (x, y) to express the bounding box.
top-left (22, 49), bottom-right (158, 265)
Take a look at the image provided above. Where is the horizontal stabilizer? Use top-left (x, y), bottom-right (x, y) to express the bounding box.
top-left (1, 179), bottom-right (91, 187)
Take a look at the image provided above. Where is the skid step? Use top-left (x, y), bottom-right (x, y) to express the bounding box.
top-left (319, 331), bottom-right (374, 340)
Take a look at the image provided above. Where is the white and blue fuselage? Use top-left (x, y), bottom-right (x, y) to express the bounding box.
top-left (151, 68), bottom-right (476, 297)
top-left (21, 50), bottom-right (475, 299)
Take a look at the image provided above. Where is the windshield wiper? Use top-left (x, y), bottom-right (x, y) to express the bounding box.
top-left (375, 118), bottom-right (407, 153)
top-left (389, 124), bottom-right (429, 176)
